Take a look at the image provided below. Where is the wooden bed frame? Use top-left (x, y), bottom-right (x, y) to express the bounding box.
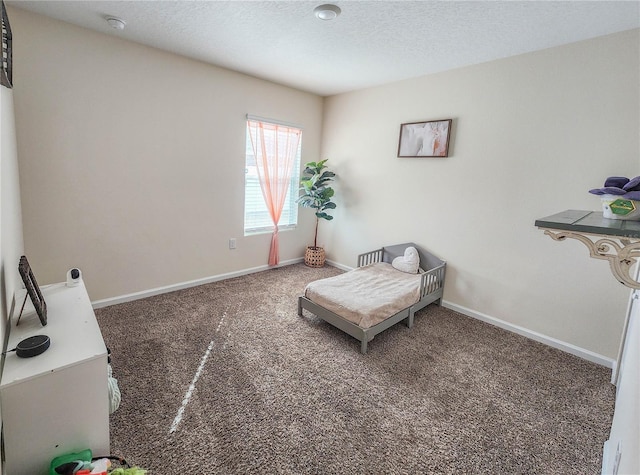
top-left (298, 243), bottom-right (446, 353)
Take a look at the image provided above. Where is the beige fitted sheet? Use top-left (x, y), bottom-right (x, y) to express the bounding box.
top-left (304, 262), bottom-right (422, 329)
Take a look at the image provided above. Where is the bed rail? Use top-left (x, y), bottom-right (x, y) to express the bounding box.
top-left (420, 262), bottom-right (446, 299)
top-left (357, 248), bottom-right (383, 267)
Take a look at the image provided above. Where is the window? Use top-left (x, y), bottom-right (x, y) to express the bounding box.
top-left (244, 119), bottom-right (302, 235)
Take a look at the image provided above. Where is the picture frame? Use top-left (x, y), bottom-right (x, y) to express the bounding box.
top-left (1, 1), bottom-right (12, 89)
top-left (397, 119), bottom-right (452, 158)
top-left (17, 255), bottom-right (47, 326)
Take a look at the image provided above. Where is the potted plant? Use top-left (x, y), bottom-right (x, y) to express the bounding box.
top-left (296, 159), bottom-right (336, 267)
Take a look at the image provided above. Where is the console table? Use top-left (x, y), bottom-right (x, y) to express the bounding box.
top-left (0, 281), bottom-right (109, 475)
top-left (535, 209), bottom-right (640, 289)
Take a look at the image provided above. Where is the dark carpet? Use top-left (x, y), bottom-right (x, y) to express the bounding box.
top-left (95, 263), bottom-right (614, 474)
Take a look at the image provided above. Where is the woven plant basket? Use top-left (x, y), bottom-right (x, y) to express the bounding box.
top-left (304, 246), bottom-right (326, 268)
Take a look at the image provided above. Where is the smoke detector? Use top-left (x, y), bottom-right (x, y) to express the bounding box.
top-left (106, 17), bottom-right (126, 30)
top-left (314, 4), bottom-right (341, 21)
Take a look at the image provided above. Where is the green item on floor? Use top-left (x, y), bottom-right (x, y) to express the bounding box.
top-left (49, 449), bottom-right (93, 475)
top-left (109, 468), bottom-right (147, 475)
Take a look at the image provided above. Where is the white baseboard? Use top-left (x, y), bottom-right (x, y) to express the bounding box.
top-left (442, 300), bottom-right (615, 368)
top-left (325, 259), bottom-right (352, 272)
top-left (602, 440), bottom-right (612, 475)
top-left (91, 257), bottom-right (304, 309)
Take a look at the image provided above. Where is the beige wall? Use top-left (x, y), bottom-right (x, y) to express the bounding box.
top-left (9, 8), bottom-right (322, 301)
top-left (321, 29), bottom-right (640, 359)
top-left (1, 79), bottom-right (26, 475)
top-left (1, 86), bottom-right (24, 338)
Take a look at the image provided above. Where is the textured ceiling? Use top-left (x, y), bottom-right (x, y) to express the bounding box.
top-left (7, 0), bottom-right (640, 96)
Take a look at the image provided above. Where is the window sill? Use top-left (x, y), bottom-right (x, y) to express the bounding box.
top-left (244, 225), bottom-right (297, 237)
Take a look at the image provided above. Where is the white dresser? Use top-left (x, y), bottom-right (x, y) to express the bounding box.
top-left (602, 290), bottom-right (640, 475)
top-left (0, 281), bottom-right (110, 475)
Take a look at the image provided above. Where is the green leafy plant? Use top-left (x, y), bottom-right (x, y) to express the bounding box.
top-left (296, 159), bottom-right (336, 249)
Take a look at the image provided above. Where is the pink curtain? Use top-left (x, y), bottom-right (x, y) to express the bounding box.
top-left (247, 120), bottom-right (302, 266)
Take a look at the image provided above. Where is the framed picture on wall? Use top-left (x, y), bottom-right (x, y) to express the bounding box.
top-left (1, 0), bottom-right (12, 89)
top-left (398, 119), bottom-right (452, 157)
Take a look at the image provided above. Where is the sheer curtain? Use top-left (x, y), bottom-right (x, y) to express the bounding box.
top-left (247, 119), bottom-right (302, 266)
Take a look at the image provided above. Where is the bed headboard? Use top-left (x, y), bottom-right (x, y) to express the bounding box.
top-left (382, 242), bottom-right (445, 271)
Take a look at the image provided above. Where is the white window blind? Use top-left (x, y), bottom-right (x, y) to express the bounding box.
top-left (244, 120), bottom-right (302, 234)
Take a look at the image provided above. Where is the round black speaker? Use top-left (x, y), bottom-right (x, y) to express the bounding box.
top-left (16, 335), bottom-right (50, 358)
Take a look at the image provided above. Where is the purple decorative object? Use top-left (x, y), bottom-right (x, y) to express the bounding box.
top-left (604, 176), bottom-right (630, 188)
top-left (589, 176), bottom-right (640, 199)
top-left (623, 176), bottom-right (640, 191)
top-left (600, 186), bottom-right (627, 195)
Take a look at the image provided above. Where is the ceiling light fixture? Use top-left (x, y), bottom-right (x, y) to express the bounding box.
top-left (106, 17), bottom-right (126, 30)
top-left (314, 4), bottom-right (341, 21)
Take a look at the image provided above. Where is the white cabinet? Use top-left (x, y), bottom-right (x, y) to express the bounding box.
top-left (0, 282), bottom-right (109, 475)
top-left (602, 290), bottom-right (640, 475)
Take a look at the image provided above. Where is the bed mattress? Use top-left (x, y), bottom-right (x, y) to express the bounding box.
top-left (304, 262), bottom-right (422, 329)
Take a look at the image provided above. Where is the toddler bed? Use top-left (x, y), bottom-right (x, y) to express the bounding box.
top-left (298, 243), bottom-right (446, 353)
